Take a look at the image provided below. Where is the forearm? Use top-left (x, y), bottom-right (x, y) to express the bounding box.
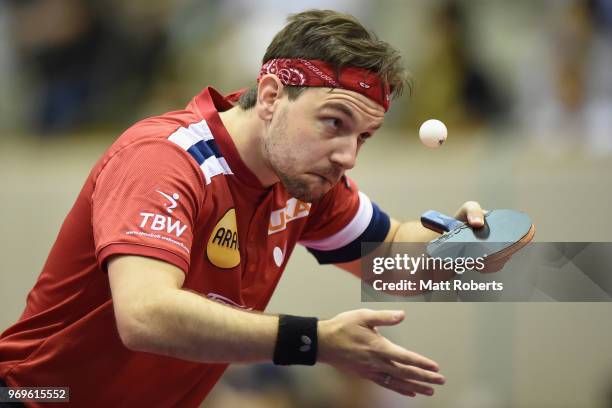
top-left (362, 220), bottom-right (452, 295)
top-left (124, 288), bottom-right (278, 363)
top-left (338, 220), bottom-right (445, 292)
top-left (392, 220), bottom-right (439, 243)
top-left (390, 220), bottom-right (454, 284)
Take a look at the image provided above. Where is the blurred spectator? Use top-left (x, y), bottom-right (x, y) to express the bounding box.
top-left (8, 0), bottom-right (97, 133)
top-left (0, 1), bottom-right (19, 132)
top-left (6, 0), bottom-right (169, 134)
top-left (402, 0), bottom-right (508, 133)
top-left (517, 0), bottom-right (612, 156)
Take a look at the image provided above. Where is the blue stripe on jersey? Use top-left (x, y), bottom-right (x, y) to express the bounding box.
top-left (186, 145), bottom-right (206, 165)
top-left (307, 202), bottom-right (391, 264)
top-left (167, 120), bottom-right (232, 185)
top-left (185, 139), bottom-right (223, 165)
top-left (205, 139), bottom-right (223, 158)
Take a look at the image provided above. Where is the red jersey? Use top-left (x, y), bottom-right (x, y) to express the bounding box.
top-left (0, 87), bottom-right (390, 407)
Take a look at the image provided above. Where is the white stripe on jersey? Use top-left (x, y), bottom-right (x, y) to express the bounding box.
top-left (168, 120), bottom-right (213, 149)
top-left (217, 157), bottom-right (232, 175)
top-left (167, 120), bottom-right (232, 185)
top-left (300, 191), bottom-right (373, 251)
top-left (201, 155), bottom-right (228, 184)
top-left (187, 120), bottom-right (215, 142)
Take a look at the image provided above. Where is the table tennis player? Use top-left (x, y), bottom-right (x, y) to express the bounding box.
top-left (0, 9), bottom-right (486, 407)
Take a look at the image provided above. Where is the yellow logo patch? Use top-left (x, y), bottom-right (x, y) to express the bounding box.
top-left (207, 208), bottom-right (240, 269)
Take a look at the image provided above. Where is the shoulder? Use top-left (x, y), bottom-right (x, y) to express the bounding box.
top-left (95, 111), bottom-right (233, 187)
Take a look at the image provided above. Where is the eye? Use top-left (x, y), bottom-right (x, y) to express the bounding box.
top-left (322, 118), bottom-right (343, 130)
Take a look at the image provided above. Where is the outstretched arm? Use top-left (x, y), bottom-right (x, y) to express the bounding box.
top-left (108, 255), bottom-right (445, 397)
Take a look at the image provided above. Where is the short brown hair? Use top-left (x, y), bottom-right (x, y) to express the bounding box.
top-left (238, 9), bottom-right (410, 109)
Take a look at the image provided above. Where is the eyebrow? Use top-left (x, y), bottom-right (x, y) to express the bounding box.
top-left (321, 102), bottom-right (382, 131)
top-left (321, 102), bottom-right (355, 120)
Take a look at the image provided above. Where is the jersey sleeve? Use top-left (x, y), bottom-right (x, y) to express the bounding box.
top-left (92, 139), bottom-right (205, 274)
top-left (299, 176), bottom-right (390, 264)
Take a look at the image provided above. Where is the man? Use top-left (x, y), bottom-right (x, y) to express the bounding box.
top-left (0, 9), bottom-right (485, 407)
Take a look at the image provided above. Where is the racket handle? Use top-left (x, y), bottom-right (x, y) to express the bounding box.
top-left (421, 210), bottom-right (464, 233)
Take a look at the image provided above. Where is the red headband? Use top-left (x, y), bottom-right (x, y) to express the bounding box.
top-left (257, 58), bottom-right (391, 111)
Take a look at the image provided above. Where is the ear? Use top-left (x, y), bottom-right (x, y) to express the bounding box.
top-left (255, 74), bottom-right (284, 121)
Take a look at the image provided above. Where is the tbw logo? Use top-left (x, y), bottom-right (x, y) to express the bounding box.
top-left (139, 213), bottom-right (188, 238)
top-left (157, 190), bottom-right (179, 213)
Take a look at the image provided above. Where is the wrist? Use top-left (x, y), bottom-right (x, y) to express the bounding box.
top-left (273, 314), bottom-right (318, 366)
top-left (316, 319), bottom-right (337, 365)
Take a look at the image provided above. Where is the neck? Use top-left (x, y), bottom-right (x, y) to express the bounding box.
top-left (218, 107), bottom-right (279, 187)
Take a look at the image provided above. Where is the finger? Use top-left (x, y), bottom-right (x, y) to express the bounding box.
top-left (369, 372), bottom-right (435, 396)
top-left (455, 201), bottom-right (485, 227)
top-left (376, 340), bottom-right (440, 372)
top-left (361, 310), bottom-right (405, 327)
top-left (381, 360), bottom-right (446, 385)
top-left (367, 372), bottom-right (417, 397)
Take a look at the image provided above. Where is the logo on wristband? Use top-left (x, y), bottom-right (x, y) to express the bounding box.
top-left (299, 335), bottom-right (312, 352)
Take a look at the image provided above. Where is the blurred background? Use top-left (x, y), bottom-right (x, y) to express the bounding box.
top-left (1, 0), bottom-right (612, 407)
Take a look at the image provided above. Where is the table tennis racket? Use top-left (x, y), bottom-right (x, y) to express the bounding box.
top-left (421, 209), bottom-right (535, 273)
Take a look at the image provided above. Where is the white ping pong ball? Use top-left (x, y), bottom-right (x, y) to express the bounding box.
top-left (419, 119), bottom-right (447, 148)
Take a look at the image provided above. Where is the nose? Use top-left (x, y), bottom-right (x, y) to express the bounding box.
top-left (330, 137), bottom-right (358, 170)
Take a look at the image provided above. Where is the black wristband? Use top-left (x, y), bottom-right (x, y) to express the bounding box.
top-left (273, 315), bottom-right (318, 366)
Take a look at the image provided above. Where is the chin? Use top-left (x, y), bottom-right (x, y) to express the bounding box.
top-left (283, 176), bottom-right (329, 203)
top-left (288, 187), bottom-right (324, 203)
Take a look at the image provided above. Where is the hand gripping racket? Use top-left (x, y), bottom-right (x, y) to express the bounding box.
top-left (421, 209), bottom-right (535, 273)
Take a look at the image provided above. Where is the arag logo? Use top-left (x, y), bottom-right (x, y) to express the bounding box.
top-left (207, 208), bottom-right (240, 269)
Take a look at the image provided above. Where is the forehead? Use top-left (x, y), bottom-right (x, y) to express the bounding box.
top-left (295, 87), bottom-right (386, 125)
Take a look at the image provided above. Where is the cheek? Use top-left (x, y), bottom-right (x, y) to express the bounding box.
top-left (277, 128), bottom-right (315, 157)
top-left (292, 136), bottom-right (326, 164)
top-left (269, 115), bottom-right (328, 170)
top-left (266, 131), bottom-right (301, 171)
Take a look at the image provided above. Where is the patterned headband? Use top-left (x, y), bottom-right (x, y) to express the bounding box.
top-left (257, 58), bottom-right (391, 111)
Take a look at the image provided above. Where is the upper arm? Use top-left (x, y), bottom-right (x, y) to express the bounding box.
top-left (335, 217), bottom-right (442, 277)
top-left (300, 180), bottom-right (391, 265)
top-left (334, 217), bottom-right (400, 278)
top-left (108, 255), bottom-right (185, 347)
top-left (92, 139), bottom-right (204, 274)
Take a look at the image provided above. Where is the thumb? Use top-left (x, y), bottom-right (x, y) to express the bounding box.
top-left (362, 310), bottom-right (405, 328)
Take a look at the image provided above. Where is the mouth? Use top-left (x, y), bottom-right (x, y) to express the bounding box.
top-left (309, 173), bottom-right (332, 185)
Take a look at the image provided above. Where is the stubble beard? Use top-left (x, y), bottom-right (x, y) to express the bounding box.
top-left (263, 109), bottom-right (322, 203)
